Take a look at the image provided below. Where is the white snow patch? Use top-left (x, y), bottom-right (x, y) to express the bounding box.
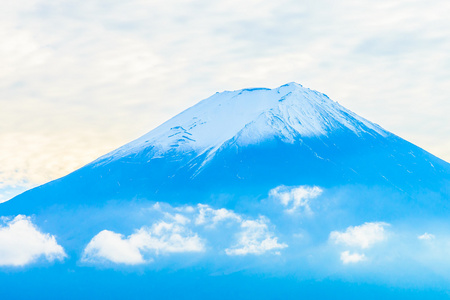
top-left (0, 215), bottom-right (66, 266)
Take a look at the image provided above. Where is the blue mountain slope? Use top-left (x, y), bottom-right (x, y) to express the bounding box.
top-left (2, 83), bottom-right (450, 299)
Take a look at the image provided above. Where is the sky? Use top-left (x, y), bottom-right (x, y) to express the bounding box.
top-left (1, 0), bottom-right (450, 201)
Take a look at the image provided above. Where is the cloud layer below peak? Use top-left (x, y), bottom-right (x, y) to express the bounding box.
top-left (82, 203), bottom-right (287, 265)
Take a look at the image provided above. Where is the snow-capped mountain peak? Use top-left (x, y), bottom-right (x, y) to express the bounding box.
top-left (98, 83), bottom-right (387, 162)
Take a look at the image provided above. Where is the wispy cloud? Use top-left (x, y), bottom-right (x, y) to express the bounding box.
top-left (195, 204), bottom-right (242, 227)
top-left (418, 233), bottom-right (435, 240)
top-left (225, 217), bottom-right (287, 256)
top-left (270, 185), bottom-right (322, 214)
top-left (340, 251), bottom-right (366, 264)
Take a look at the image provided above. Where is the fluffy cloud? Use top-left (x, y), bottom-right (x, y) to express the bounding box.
top-left (194, 205), bottom-right (287, 255)
top-left (270, 185), bottom-right (323, 214)
top-left (0, 215), bottom-right (66, 266)
top-left (329, 222), bottom-right (389, 249)
top-left (84, 203), bottom-right (288, 264)
top-left (340, 251), bottom-right (366, 264)
top-left (225, 217), bottom-right (287, 256)
top-left (83, 221), bottom-right (204, 265)
top-left (82, 230), bottom-right (145, 265)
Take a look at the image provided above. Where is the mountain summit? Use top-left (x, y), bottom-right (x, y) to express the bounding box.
top-left (98, 82), bottom-right (386, 165)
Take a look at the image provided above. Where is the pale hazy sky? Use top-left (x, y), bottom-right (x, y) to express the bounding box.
top-left (1, 0), bottom-right (450, 201)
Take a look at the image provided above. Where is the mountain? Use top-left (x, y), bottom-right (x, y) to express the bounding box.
top-left (2, 83), bottom-right (450, 299)
top-left (4, 82), bottom-right (450, 213)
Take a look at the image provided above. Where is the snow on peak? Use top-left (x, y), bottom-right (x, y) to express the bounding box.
top-left (99, 83), bottom-right (387, 161)
top-left (279, 82), bottom-right (303, 89)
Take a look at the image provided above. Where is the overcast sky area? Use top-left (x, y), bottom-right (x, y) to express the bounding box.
top-left (1, 0), bottom-right (450, 201)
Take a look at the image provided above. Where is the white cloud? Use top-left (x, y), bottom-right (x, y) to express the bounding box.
top-left (340, 251), bottom-right (366, 264)
top-left (82, 230), bottom-right (145, 265)
top-left (225, 217), bottom-right (287, 256)
top-left (195, 204), bottom-right (242, 226)
top-left (83, 221), bottom-right (204, 265)
top-left (0, 215), bottom-right (66, 266)
top-left (329, 222), bottom-right (389, 249)
top-left (84, 203), bottom-right (288, 264)
top-left (161, 203), bottom-right (288, 256)
top-left (270, 185), bottom-right (322, 214)
top-left (418, 233), bottom-right (435, 240)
